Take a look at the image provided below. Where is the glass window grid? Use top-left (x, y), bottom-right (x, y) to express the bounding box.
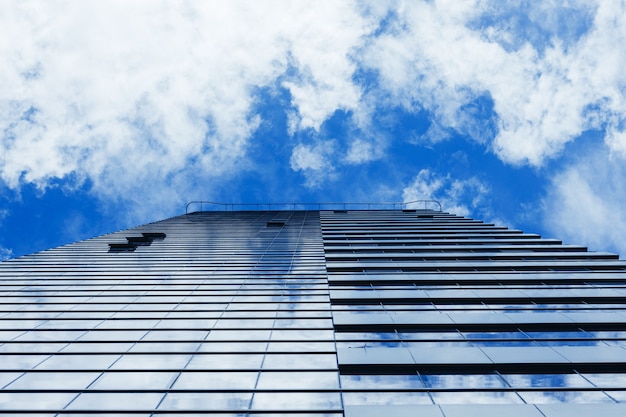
top-left (321, 210), bottom-right (626, 410)
top-left (2, 210), bottom-right (626, 412)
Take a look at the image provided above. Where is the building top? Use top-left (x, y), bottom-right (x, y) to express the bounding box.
top-left (185, 200), bottom-right (443, 213)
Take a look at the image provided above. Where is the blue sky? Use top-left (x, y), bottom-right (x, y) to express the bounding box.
top-left (2, 0), bottom-right (626, 260)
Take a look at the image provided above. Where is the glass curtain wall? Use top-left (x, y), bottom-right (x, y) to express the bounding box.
top-left (1, 209), bottom-right (626, 415)
top-left (322, 209), bottom-right (626, 417)
top-left (0, 211), bottom-right (340, 415)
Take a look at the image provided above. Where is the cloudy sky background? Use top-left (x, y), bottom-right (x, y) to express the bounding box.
top-left (2, 0), bottom-right (626, 259)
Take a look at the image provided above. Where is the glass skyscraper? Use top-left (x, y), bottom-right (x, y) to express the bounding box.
top-left (1, 205), bottom-right (626, 415)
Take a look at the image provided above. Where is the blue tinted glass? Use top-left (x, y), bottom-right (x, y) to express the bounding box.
top-left (518, 390), bottom-right (613, 404)
top-left (502, 374), bottom-right (592, 388)
top-left (340, 374), bottom-right (424, 389)
top-left (342, 391), bottom-right (432, 405)
top-left (431, 391), bottom-right (523, 404)
top-left (422, 374), bottom-right (506, 388)
top-left (463, 331), bottom-right (529, 340)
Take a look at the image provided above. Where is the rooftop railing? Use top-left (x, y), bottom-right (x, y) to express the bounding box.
top-left (185, 200), bottom-right (442, 214)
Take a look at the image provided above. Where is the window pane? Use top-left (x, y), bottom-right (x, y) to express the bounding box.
top-left (517, 391), bottom-right (613, 404)
top-left (340, 374), bottom-right (424, 389)
top-left (343, 392), bottom-right (432, 406)
top-left (501, 374), bottom-right (592, 389)
top-left (257, 372), bottom-right (339, 389)
top-left (422, 374), bottom-right (506, 389)
top-left (251, 393), bottom-right (342, 410)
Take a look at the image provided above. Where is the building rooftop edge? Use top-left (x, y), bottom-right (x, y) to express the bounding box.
top-left (185, 200), bottom-right (442, 213)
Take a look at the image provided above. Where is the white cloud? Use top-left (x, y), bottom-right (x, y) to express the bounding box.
top-left (402, 170), bottom-right (444, 205)
top-left (0, 210), bottom-right (12, 260)
top-left (290, 143), bottom-right (332, 171)
top-left (0, 247), bottom-right (12, 261)
top-left (543, 147), bottom-right (626, 256)
top-left (3, 1), bottom-right (625, 184)
top-left (289, 141), bottom-right (336, 188)
top-left (360, 0), bottom-right (626, 165)
top-left (0, 0), bottom-right (373, 217)
top-left (402, 169), bottom-right (492, 218)
top-left (605, 126), bottom-right (626, 157)
top-left (344, 138), bottom-right (384, 164)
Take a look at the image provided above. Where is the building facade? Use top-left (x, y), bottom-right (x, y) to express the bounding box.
top-left (1, 206), bottom-right (626, 415)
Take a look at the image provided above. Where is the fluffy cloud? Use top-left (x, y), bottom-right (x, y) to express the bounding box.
top-left (543, 147), bottom-right (626, 256)
top-left (0, 207), bottom-right (11, 258)
top-left (361, 0), bottom-right (626, 165)
top-left (4, 1), bottom-right (626, 196)
top-left (0, 247), bottom-right (12, 261)
top-left (0, 0), bottom-right (372, 217)
top-left (344, 138), bottom-right (384, 164)
top-left (289, 141), bottom-right (336, 188)
top-left (402, 169), bottom-right (492, 219)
